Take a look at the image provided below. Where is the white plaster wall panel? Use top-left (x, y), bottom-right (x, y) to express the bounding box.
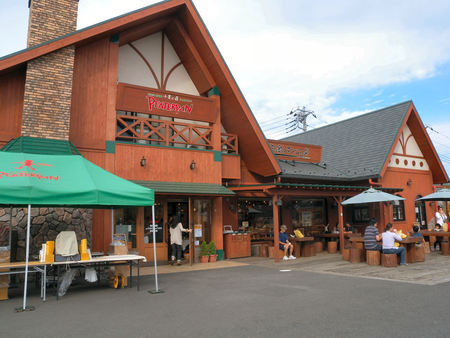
top-left (405, 137), bottom-right (424, 158)
top-left (118, 44), bottom-right (157, 88)
top-left (163, 35), bottom-right (181, 77)
top-left (393, 139), bottom-right (403, 154)
top-left (163, 36), bottom-right (199, 95)
top-left (388, 155), bottom-right (429, 171)
top-left (165, 64), bottom-right (199, 95)
top-left (132, 34), bottom-right (162, 83)
top-left (117, 32), bottom-right (199, 96)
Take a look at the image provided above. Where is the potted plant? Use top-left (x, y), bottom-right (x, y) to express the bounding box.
top-left (199, 240), bottom-right (209, 263)
top-left (208, 241), bottom-right (217, 262)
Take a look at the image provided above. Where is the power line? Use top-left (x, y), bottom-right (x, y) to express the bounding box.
top-left (426, 125), bottom-right (450, 142)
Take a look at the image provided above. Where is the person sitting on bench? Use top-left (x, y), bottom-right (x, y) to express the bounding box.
top-left (279, 225), bottom-right (296, 261)
top-left (364, 218), bottom-right (382, 251)
top-left (410, 225), bottom-right (424, 247)
top-left (382, 223), bottom-right (407, 265)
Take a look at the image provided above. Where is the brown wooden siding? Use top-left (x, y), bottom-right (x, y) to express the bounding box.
top-left (115, 143), bottom-right (222, 183)
top-left (222, 154), bottom-right (241, 179)
top-left (0, 68), bottom-right (25, 142)
top-left (70, 38), bottom-right (112, 150)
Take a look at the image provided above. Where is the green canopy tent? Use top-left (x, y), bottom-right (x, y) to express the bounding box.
top-left (0, 151), bottom-right (158, 310)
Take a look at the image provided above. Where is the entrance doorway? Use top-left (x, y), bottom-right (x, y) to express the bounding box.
top-left (167, 200), bottom-right (190, 261)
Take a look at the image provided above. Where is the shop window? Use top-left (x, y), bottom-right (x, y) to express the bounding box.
top-left (238, 198), bottom-right (273, 235)
top-left (352, 205), bottom-right (370, 223)
top-left (114, 208), bottom-right (137, 249)
top-left (393, 200), bottom-right (405, 221)
top-left (144, 202), bottom-right (164, 244)
top-left (291, 199), bottom-right (325, 228)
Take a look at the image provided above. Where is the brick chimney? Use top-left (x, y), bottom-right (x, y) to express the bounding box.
top-left (22, 0), bottom-right (79, 140)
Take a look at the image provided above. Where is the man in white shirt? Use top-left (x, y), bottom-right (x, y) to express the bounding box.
top-left (382, 223), bottom-right (407, 265)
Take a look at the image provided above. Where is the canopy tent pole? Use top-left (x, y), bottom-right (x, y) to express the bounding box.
top-left (8, 207), bottom-right (12, 286)
top-left (22, 204), bottom-right (32, 311)
top-left (111, 209), bottom-right (114, 244)
top-left (8, 206), bottom-right (12, 252)
top-left (152, 204), bottom-right (159, 291)
top-left (148, 204), bottom-right (162, 294)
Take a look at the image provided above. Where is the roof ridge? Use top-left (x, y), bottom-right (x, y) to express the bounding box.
top-left (283, 100), bottom-right (412, 140)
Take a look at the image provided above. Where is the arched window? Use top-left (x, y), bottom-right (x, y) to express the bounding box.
top-left (393, 198), bottom-right (405, 221)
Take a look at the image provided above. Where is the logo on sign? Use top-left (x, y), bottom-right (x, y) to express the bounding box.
top-left (0, 161), bottom-right (59, 181)
top-left (147, 94), bottom-right (193, 114)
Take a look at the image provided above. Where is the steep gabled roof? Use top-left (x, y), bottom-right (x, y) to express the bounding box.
top-left (0, 0), bottom-right (280, 177)
top-left (282, 101), bottom-right (448, 183)
top-left (282, 101), bottom-right (411, 181)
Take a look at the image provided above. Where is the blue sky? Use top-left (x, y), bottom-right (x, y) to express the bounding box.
top-left (0, 0), bottom-right (449, 174)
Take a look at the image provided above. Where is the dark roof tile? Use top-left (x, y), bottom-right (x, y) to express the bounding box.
top-left (281, 101), bottom-right (411, 180)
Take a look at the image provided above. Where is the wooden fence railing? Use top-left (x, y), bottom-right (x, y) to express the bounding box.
top-left (116, 115), bottom-right (238, 153)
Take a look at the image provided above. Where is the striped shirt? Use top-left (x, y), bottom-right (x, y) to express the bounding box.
top-left (364, 225), bottom-right (379, 250)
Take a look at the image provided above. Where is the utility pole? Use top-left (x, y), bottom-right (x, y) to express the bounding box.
top-left (287, 106), bottom-right (317, 132)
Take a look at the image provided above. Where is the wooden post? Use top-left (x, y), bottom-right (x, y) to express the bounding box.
top-left (334, 196), bottom-right (345, 254)
top-left (189, 197), bottom-right (193, 265)
top-left (273, 195), bottom-right (280, 262)
top-left (212, 197), bottom-right (224, 250)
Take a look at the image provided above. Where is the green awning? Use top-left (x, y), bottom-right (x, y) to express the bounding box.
top-left (0, 152), bottom-right (154, 207)
top-left (1, 136), bottom-right (81, 155)
top-left (133, 180), bottom-right (235, 196)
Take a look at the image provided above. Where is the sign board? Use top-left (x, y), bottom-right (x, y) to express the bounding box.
top-left (268, 139), bottom-right (322, 163)
top-left (116, 82), bottom-right (218, 123)
top-left (194, 224), bottom-right (202, 238)
top-left (146, 221), bottom-right (163, 243)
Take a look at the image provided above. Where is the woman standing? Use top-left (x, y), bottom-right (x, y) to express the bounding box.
top-left (169, 215), bottom-right (192, 265)
top-left (435, 206), bottom-right (448, 227)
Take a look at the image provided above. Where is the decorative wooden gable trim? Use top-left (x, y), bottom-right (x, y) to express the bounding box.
top-left (381, 102), bottom-right (448, 183)
top-left (388, 125), bottom-right (429, 171)
top-left (164, 19), bottom-right (215, 95)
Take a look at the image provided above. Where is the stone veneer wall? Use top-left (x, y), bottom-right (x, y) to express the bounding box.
top-left (0, 207), bottom-right (92, 261)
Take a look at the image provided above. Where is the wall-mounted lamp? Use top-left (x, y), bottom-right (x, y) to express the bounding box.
top-left (190, 160), bottom-right (196, 170)
top-left (140, 156), bottom-right (146, 167)
top-left (407, 179), bottom-right (412, 186)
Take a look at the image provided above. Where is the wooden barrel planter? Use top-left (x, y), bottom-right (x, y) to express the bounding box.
top-left (314, 241), bottom-right (323, 253)
top-left (259, 244), bottom-right (269, 257)
top-left (301, 243), bottom-right (315, 257)
top-left (366, 250), bottom-right (380, 265)
top-left (327, 241), bottom-right (337, 254)
top-left (350, 247), bottom-right (363, 263)
top-left (382, 253), bottom-right (398, 267)
top-left (342, 247), bottom-right (350, 261)
top-left (415, 246), bottom-right (425, 262)
top-left (441, 241), bottom-right (450, 256)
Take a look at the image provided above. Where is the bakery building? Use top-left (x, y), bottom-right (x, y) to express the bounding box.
top-left (0, 0), bottom-right (447, 263)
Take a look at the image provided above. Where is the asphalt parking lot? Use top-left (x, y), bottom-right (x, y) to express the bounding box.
top-left (1, 262), bottom-right (449, 338)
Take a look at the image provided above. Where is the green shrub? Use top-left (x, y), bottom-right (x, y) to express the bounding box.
top-left (200, 241), bottom-right (209, 256)
top-left (208, 241), bottom-right (216, 255)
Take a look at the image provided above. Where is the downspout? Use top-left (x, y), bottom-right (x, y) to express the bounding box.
top-left (368, 178), bottom-right (382, 187)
